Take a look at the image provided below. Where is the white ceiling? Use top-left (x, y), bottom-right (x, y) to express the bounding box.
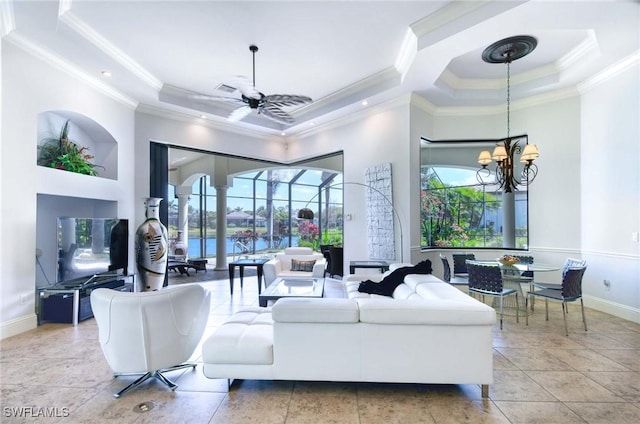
top-left (4, 0), bottom-right (639, 136)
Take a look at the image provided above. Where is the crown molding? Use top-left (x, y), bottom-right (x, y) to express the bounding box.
top-left (295, 93), bottom-right (414, 140)
top-left (292, 66), bottom-right (400, 121)
top-left (437, 30), bottom-right (599, 93)
top-left (0, 0), bottom-right (15, 37)
top-left (409, 93), bottom-right (438, 115)
top-left (57, 8), bottom-right (162, 90)
top-left (510, 86), bottom-right (580, 111)
top-left (135, 103), bottom-right (275, 141)
top-left (5, 32), bottom-right (137, 109)
top-left (577, 51), bottom-right (640, 94)
top-left (411, 1), bottom-right (493, 42)
top-left (431, 85), bottom-right (581, 117)
top-left (556, 30), bottom-right (598, 71)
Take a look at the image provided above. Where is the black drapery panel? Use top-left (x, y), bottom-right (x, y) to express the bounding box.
top-left (149, 142), bottom-right (169, 287)
top-left (149, 142), bottom-right (169, 225)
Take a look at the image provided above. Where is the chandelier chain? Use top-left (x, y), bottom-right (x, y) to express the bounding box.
top-left (506, 60), bottom-right (511, 139)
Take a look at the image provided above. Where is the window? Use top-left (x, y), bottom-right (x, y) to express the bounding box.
top-left (420, 140), bottom-right (529, 250)
top-left (169, 165), bottom-right (343, 259)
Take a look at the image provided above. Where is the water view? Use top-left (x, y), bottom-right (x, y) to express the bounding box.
top-left (186, 236), bottom-right (300, 258)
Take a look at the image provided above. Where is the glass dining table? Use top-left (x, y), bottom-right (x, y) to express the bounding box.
top-left (467, 260), bottom-right (560, 317)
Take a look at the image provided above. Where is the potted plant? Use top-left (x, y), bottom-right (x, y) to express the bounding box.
top-left (37, 120), bottom-right (102, 176)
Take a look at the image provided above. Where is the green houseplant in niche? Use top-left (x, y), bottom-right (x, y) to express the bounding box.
top-left (37, 120), bottom-right (102, 176)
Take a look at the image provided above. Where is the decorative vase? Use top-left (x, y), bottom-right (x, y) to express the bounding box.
top-left (135, 197), bottom-right (168, 291)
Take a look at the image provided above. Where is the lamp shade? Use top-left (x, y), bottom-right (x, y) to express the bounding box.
top-left (297, 208), bottom-right (315, 220)
top-left (520, 144), bottom-right (539, 162)
top-left (477, 150), bottom-right (492, 165)
top-left (492, 145), bottom-right (508, 161)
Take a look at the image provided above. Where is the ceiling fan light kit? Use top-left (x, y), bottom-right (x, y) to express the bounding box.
top-left (193, 45), bottom-right (312, 126)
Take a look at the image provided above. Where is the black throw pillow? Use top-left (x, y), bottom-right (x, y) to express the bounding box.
top-left (357, 260), bottom-right (432, 297)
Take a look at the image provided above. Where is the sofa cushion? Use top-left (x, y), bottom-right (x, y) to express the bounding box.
top-left (272, 298), bottom-right (359, 323)
top-left (202, 311), bottom-right (274, 365)
top-left (291, 258), bottom-right (316, 272)
top-left (277, 253), bottom-right (324, 270)
top-left (277, 270), bottom-right (318, 279)
top-left (403, 274), bottom-right (443, 290)
top-left (392, 283), bottom-right (414, 299)
top-left (356, 297), bottom-right (495, 325)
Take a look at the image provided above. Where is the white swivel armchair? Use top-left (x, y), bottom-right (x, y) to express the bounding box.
top-left (90, 284), bottom-right (211, 398)
top-left (263, 247), bottom-right (326, 287)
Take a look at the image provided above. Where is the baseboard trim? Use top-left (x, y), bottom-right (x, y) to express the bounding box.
top-left (0, 313), bottom-right (38, 340)
top-left (583, 295), bottom-right (640, 324)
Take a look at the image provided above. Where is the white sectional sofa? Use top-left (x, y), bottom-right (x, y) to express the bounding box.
top-left (202, 270), bottom-right (496, 396)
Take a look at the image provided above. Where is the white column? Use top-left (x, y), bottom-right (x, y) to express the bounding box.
top-left (174, 186), bottom-right (192, 259)
top-left (215, 186), bottom-right (228, 270)
top-left (502, 192), bottom-right (515, 248)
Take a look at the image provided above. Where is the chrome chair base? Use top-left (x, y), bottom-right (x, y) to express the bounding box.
top-left (113, 363), bottom-right (197, 398)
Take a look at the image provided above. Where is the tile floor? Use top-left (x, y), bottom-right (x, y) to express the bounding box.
top-left (1, 276), bottom-right (639, 423)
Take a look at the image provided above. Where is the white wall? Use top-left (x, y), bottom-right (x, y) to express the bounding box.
top-left (293, 97), bottom-right (412, 269)
top-left (579, 64), bottom-right (640, 322)
top-left (1, 41), bottom-right (136, 338)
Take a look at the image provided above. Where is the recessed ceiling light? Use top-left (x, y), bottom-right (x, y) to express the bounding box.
top-left (200, 115), bottom-right (206, 119)
top-left (309, 122), bottom-right (315, 126)
top-left (281, 132), bottom-right (286, 136)
top-left (361, 100), bottom-right (368, 106)
top-left (101, 71), bottom-right (111, 77)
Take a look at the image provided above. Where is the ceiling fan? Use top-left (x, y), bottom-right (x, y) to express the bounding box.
top-left (191, 45), bottom-right (312, 125)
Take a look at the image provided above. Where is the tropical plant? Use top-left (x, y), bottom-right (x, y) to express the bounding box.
top-left (37, 120), bottom-right (102, 176)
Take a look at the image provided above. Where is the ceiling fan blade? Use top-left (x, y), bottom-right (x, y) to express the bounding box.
top-left (228, 105), bottom-right (252, 122)
top-left (260, 105), bottom-right (295, 125)
top-left (263, 94), bottom-right (312, 107)
top-left (190, 94), bottom-right (243, 104)
top-left (234, 75), bottom-right (261, 100)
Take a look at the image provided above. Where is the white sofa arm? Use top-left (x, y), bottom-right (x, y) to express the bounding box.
top-left (311, 259), bottom-right (327, 278)
top-left (263, 259), bottom-right (282, 287)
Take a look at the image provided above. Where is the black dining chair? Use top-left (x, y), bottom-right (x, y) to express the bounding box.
top-left (439, 254), bottom-right (468, 289)
top-left (512, 255), bottom-right (534, 280)
top-left (328, 246), bottom-right (343, 277)
top-left (467, 261), bottom-right (519, 330)
top-left (452, 252), bottom-right (475, 278)
top-left (533, 258), bottom-right (586, 291)
top-left (526, 265), bottom-right (587, 336)
top-left (319, 244), bottom-right (332, 277)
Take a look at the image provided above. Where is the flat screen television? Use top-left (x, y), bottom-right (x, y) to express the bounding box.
top-left (57, 217), bottom-right (129, 284)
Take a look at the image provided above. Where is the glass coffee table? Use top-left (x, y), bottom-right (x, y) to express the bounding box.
top-left (259, 278), bottom-right (324, 307)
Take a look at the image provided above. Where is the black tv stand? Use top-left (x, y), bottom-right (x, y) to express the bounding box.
top-left (38, 275), bottom-right (134, 326)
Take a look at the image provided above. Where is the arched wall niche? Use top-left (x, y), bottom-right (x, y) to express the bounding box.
top-left (37, 111), bottom-right (118, 180)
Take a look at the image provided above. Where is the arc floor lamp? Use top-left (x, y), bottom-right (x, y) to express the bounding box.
top-left (297, 181), bottom-right (404, 264)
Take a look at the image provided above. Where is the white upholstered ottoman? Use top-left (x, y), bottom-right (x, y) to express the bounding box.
top-left (202, 307), bottom-right (275, 381)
